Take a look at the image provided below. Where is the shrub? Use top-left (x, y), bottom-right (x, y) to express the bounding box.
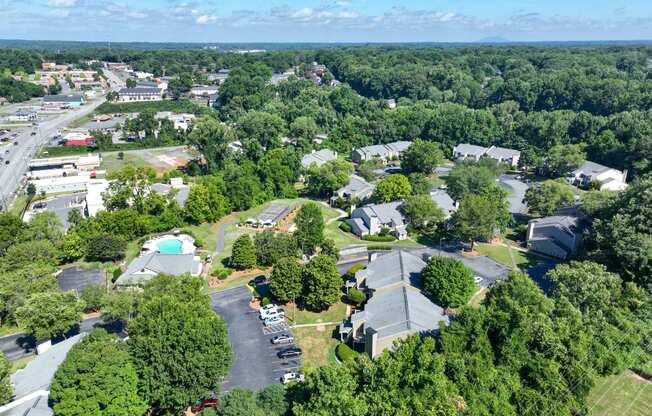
top-left (346, 264), bottom-right (365, 275)
top-left (362, 235), bottom-right (396, 242)
top-left (212, 268), bottom-right (232, 280)
top-left (347, 288), bottom-right (366, 305)
top-left (336, 343), bottom-right (359, 362)
top-left (261, 297), bottom-right (272, 306)
top-left (367, 245), bottom-right (392, 251)
top-left (339, 221), bottom-right (352, 233)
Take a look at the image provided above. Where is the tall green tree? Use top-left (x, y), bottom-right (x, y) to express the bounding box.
top-left (373, 174), bottom-right (412, 203)
top-left (0, 353), bottom-right (10, 406)
top-left (400, 139), bottom-right (444, 174)
top-left (421, 257), bottom-right (475, 307)
top-left (452, 194), bottom-right (504, 250)
top-left (188, 119), bottom-right (233, 172)
top-left (524, 180), bottom-right (575, 217)
top-left (301, 255), bottom-right (341, 311)
top-left (16, 291), bottom-right (82, 340)
top-left (269, 258), bottom-right (303, 304)
top-left (50, 329), bottom-right (148, 416)
top-left (446, 160), bottom-right (499, 201)
top-left (128, 291), bottom-right (232, 414)
top-left (401, 195), bottom-right (445, 232)
top-left (544, 143), bottom-right (586, 177)
top-left (295, 202), bottom-right (324, 254)
top-left (231, 235), bottom-right (256, 270)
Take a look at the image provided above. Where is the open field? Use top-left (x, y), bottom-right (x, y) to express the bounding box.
top-left (294, 325), bottom-right (340, 372)
top-left (587, 371), bottom-right (652, 416)
top-left (100, 146), bottom-right (194, 176)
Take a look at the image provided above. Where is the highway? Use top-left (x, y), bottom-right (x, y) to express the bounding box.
top-left (0, 70), bottom-right (124, 210)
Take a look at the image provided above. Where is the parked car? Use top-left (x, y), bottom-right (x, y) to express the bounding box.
top-left (271, 334), bottom-right (294, 345)
top-left (474, 276), bottom-right (484, 284)
top-left (30, 132), bottom-right (36, 136)
top-left (277, 347), bottom-right (302, 359)
top-left (249, 275), bottom-right (268, 286)
top-left (260, 308), bottom-right (284, 320)
top-left (264, 316), bottom-right (285, 326)
top-left (33, 202), bottom-right (47, 209)
top-left (281, 372), bottom-right (305, 384)
top-left (4, 160), bottom-right (9, 165)
top-left (260, 304), bottom-right (277, 313)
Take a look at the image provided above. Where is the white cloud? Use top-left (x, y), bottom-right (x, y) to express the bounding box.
top-left (196, 14), bottom-right (218, 24)
top-left (48, 0), bottom-right (77, 7)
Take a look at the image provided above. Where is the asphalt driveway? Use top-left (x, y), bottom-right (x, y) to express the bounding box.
top-left (499, 174), bottom-right (529, 214)
top-left (210, 287), bottom-right (301, 392)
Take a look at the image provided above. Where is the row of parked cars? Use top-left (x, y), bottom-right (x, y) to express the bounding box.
top-left (258, 303), bottom-right (304, 384)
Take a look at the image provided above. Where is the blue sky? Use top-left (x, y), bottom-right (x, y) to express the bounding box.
top-left (1, 0), bottom-right (652, 43)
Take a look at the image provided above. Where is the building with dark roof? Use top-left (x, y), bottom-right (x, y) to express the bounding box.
top-left (351, 141), bottom-right (412, 164)
top-left (453, 143), bottom-right (521, 167)
top-left (115, 252), bottom-right (202, 286)
top-left (42, 94), bottom-right (85, 109)
top-left (330, 174), bottom-right (375, 206)
top-left (348, 201), bottom-right (407, 240)
top-left (526, 215), bottom-right (581, 259)
top-left (569, 161), bottom-right (628, 191)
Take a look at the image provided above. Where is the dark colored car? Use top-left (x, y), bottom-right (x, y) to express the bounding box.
top-left (249, 275), bottom-right (268, 286)
top-left (271, 334), bottom-right (294, 345)
top-left (33, 202), bottom-right (47, 209)
top-left (277, 347), bottom-right (302, 359)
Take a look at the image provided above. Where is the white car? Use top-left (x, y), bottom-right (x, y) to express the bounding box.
top-left (259, 306), bottom-right (282, 319)
top-left (262, 310), bottom-right (285, 321)
top-left (264, 316), bottom-right (285, 326)
top-left (260, 304), bottom-right (277, 313)
top-left (474, 276), bottom-right (484, 284)
top-left (281, 372), bottom-right (305, 384)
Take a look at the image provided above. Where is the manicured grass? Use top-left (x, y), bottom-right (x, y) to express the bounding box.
top-left (294, 325), bottom-right (340, 372)
top-left (587, 371), bottom-right (652, 416)
top-left (124, 240), bottom-right (141, 264)
top-left (213, 274), bottom-right (256, 292)
top-left (183, 222), bottom-right (221, 253)
top-left (10, 356), bottom-right (35, 374)
top-left (100, 152), bottom-right (151, 175)
top-left (286, 301), bottom-right (348, 326)
top-left (475, 242), bottom-right (540, 270)
top-left (8, 195), bottom-right (28, 217)
top-left (325, 220), bottom-right (367, 248)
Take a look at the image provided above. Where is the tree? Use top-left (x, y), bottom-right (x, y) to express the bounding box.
top-left (79, 284), bottom-right (106, 313)
top-left (0, 213), bottom-right (25, 255)
top-left (254, 230), bottom-right (298, 266)
top-left (231, 235), bottom-right (256, 270)
top-left (61, 231), bottom-right (85, 262)
top-left (446, 161), bottom-right (499, 201)
top-left (184, 185), bottom-right (213, 223)
top-left (524, 180), bottom-right (575, 217)
top-left (237, 111), bottom-right (286, 150)
top-left (0, 239), bottom-right (60, 270)
top-left (346, 288), bottom-right (366, 306)
top-left (256, 384), bottom-right (288, 416)
top-left (320, 238), bottom-right (339, 260)
top-left (50, 329), bottom-right (148, 416)
top-left (101, 290), bottom-right (142, 322)
top-left (301, 255), bottom-right (341, 311)
top-left (305, 159), bottom-right (352, 198)
top-left (373, 174), bottom-right (412, 203)
top-left (66, 208), bottom-right (83, 227)
top-left (188, 119), bottom-right (233, 172)
top-left (544, 143), bottom-right (586, 177)
top-left (421, 257), bottom-right (475, 307)
top-left (125, 78), bottom-right (137, 88)
top-left (128, 293), bottom-right (232, 414)
top-left (269, 258), bottom-right (303, 304)
top-left (216, 388), bottom-right (264, 416)
top-left (452, 194), bottom-right (504, 250)
top-left (0, 353), bottom-right (10, 405)
top-left (16, 291), bottom-right (82, 340)
top-left (408, 172), bottom-right (431, 195)
top-left (85, 234), bottom-right (126, 262)
top-left (401, 195), bottom-right (445, 232)
top-left (167, 73), bottom-right (192, 99)
top-left (26, 182), bottom-right (36, 200)
top-left (400, 139), bottom-right (444, 174)
top-left (295, 202), bottom-right (324, 254)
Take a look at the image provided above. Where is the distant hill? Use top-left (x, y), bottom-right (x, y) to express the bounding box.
top-left (476, 36), bottom-right (512, 43)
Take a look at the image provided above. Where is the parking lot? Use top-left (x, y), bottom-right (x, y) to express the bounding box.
top-left (210, 287), bottom-right (301, 392)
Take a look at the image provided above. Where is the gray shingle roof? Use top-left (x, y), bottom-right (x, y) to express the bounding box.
top-left (334, 175), bottom-right (375, 199)
top-left (42, 95), bottom-right (83, 103)
top-left (151, 183), bottom-right (190, 208)
top-left (358, 286), bottom-right (448, 339)
top-left (115, 253), bottom-right (201, 286)
top-left (453, 143), bottom-right (487, 157)
top-left (572, 161), bottom-right (612, 177)
top-left (354, 201), bottom-right (405, 226)
top-left (118, 87), bottom-right (162, 95)
top-left (486, 146), bottom-right (521, 159)
top-left (356, 250), bottom-right (426, 290)
top-left (353, 141), bottom-right (412, 160)
top-left (301, 149), bottom-right (337, 168)
top-left (430, 190), bottom-right (457, 217)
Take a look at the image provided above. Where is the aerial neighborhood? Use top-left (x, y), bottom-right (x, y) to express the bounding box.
top-left (0, 28), bottom-right (650, 416)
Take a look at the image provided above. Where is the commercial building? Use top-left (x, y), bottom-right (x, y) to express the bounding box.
top-left (63, 131), bottom-right (94, 146)
top-left (42, 94), bottom-right (85, 110)
top-left (29, 154), bottom-right (101, 172)
top-left (7, 110), bottom-right (37, 122)
top-left (155, 112), bottom-right (195, 131)
top-left (190, 85), bottom-right (219, 97)
top-left (351, 141), bottom-right (412, 164)
top-left (569, 161), bottom-right (628, 191)
top-left (85, 179), bottom-right (110, 217)
top-left (339, 251), bottom-right (448, 357)
top-left (29, 174), bottom-right (92, 194)
top-left (118, 87), bottom-right (163, 102)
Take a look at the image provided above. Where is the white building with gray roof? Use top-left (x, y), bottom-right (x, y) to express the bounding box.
top-left (330, 175), bottom-right (375, 206)
top-left (0, 334), bottom-right (85, 416)
top-left (430, 189), bottom-right (457, 219)
top-left (348, 201), bottom-right (407, 240)
top-left (453, 143), bottom-right (521, 167)
top-left (340, 251), bottom-right (449, 357)
top-left (569, 161), bottom-right (627, 191)
top-left (351, 141), bottom-right (412, 164)
top-left (115, 252), bottom-right (202, 287)
top-left (301, 149), bottom-right (338, 168)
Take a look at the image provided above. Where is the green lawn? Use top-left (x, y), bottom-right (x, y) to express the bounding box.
top-left (294, 325), bottom-right (340, 372)
top-left (475, 242), bottom-right (540, 270)
top-left (213, 274), bottom-right (257, 292)
top-left (286, 301), bottom-right (348, 326)
top-left (100, 152), bottom-right (152, 175)
top-left (587, 371), bottom-right (652, 416)
top-left (182, 222), bottom-right (221, 253)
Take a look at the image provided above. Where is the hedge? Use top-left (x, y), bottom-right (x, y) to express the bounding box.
top-left (346, 263), bottom-right (365, 275)
top-left (336, 343), bottom-right (359, 362)
top-left (362, 234), bottom-right (396, 242)
top-left (367, 245), bottom-right (392, 251)
top-left (339, 221), bottom-right (352, 233)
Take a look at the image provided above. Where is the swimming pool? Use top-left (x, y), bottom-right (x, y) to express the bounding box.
top-left (157, 239), bottom-right (183, 254)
